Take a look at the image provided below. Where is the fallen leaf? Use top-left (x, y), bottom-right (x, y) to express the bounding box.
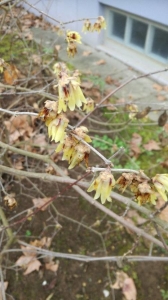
top-left (24, 259), bottom-right (41, 275)
top-left (30, 237), bottom-right (52, 248)
top-left (112, 271), bottom-right (128, 289)
top-left (93, 59), bottom-right (106, 65)
top-left (130, 133), bottom-right (142, 157)
top-left (105, 75), bottom-right (120, 86)
top-left (32, 54), bottom-right (42, 65)
top-left (112, 271), bottom-right (137, 300)
top-left (15, 255), bottom-right (34, 267)
top-left (158, 111), bottom-right (168, 127)
top-left (82, 50), bottom-right (92, 56)
top-left (4, 115), bottom-right (35, 144)
top-left (45, 261), bottom-right (59, 273)
top-left (164, 123), bottom-right (168, 132)
top-left (156, 197), bottom-right (168, 221)
top-left (80, 81), bottom-right (93, 89)
top-left (21, 245), bottom-right (36, 257)
top-left (3, 64), bottom-right (19, 85)
top-left (135, 107), bottom-right (151, 119)
top-left (123, 277), bottom-right (137, 300)
top-left (32, 133), bottom-right (47, 151)
top-left (157, 95), bottom-right (166, 101)
top-left (153, 83), bottom-right (163, 91)
top-left (32, 197), bottom-right (52, 211)
top-left (55, 44), bottom-right (61, 51)
top-left (24, 31), bottom-right (33, 40)
top-left (143, 140), bottom-right (161, 151)
top-left (127, 210), bottom-right (146, 225)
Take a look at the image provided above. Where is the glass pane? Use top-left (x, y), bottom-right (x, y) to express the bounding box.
top-left (151, 27), bottom-right (168, 59)
top-left (130, 19), bottom-right (147, 48)
top-left (112, 12), bottom-right (126, 39)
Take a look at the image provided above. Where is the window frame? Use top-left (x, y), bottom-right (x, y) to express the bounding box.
top-left (106, 7), bottom-right (168, 63)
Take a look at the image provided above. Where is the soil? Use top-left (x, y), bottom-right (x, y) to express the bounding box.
top-left (1, 179), bottom-right (167, 300)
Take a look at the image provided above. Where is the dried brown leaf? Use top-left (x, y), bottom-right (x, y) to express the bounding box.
top-left (55, 44), bottom-right (61, 51)
top-left (93, 59), bottom-right (106, 65)
top-left (158, 111), bottom-right (168, 127)
top-left (105, 75), bottom-right (120, 86)
top-left (32, 197), bottom-right (52, 211)
top-left (24, 259), bottom-right (41, 275)
top-left (130, 133), bottom-right (142, 157)
top-left (80, 81), bottom-right (93, 89)
top-left (20, 245), bottom-right (36, 257)
top-left (32, 54), bottom-right (42, 65)
top-left (143, 140), bottom-right (161, 151)
top-left (122, 277), bottom-right (137, 300)
top-left (3, 64), bottom-right (19, 85)
top-left (127, 210), bottom-right (146, 225)
top-left (15, 255), bottom-right (34, 267)
top-left (112, 271), bottom-right (128, 289)
top-left (45, 261), bottom-right (59, 273)
top-left (153, 83), bottom-right (163, 91)
top-left (32, 134), bottom-right (47, 151)
top-left (82, 50), bottom-right (92, 56)
top-left (156, 197), bottom-right (168, 221)
top-left (112, 271), bottom-right (137, 300)
top-left (157, 95), bottom-right (166, 102)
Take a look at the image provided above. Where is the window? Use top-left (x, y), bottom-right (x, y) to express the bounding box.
top-left (151, 27), bottom-right (168, 59)
top-left (112, 12), bottom-right (126, 40)
top-left (108, 9), bottom-right (168, 63)
top-left (130, 19), bottom-right (148, 48)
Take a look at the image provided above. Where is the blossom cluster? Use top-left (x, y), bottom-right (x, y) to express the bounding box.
top-left (56, 126), bottom-right (91, 169)
top-left (53, 62), bottom-right (87, 113)
top-left (66, 31), bottom-right (82, 57)
top-left (82, 16), bottom-right (106, 33)
top-left (87, 171), bottom-right (168, 205)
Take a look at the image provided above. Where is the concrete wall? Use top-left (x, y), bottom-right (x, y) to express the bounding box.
top-left (24, 0), bottom-right (104, 47)
top-left (100, 0), bottom-right (168, 26)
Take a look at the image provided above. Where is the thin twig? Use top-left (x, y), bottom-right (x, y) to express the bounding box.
top-left (76, 67), bottom-right (168, 128)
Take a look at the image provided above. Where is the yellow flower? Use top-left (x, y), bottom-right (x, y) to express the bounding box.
top-left (53, 62), bottom-right (69, 78)
top-left (47, 113), bottom-right (69, 143)
top-left (39, 101), bottom-right (58, 125)
top-left (83, 98), bottom-right (95, 113)
top-left (117, 173), bottom-right (134, 192)
top-left (55, 126), bottom-right (91, 169)
top-left (74, 126), bottom-right (92, 143)
top-left (135, 182), bottom-right (157, 205)
top-left (152, 174), bottom-right (168, 201)
top-left (56, 135), bottom-right (77, 161)
top-left (66, 31), bottom-right (82, 44)
top-left (92, 16), bottom-right (106, 32)
top-left (87, 170), bottom-right (115, 204)
top-left (58, 77), bottom-right (87, 113)
top-left (67, 42), bottom-right (77, 57)
top-left (68, 143), bottom-right (90, 169)
top-left (82, 19), bottom-right (92, 32)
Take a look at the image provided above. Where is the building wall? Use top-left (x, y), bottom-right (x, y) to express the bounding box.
top-left (24, 0), bottom-right (102, 46)
top-left (24, 0), bottom-right (168, 46)
top-left (100, 0), bottom-right (168, 26)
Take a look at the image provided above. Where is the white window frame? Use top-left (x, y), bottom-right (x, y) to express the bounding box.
top-left (106, 7), bottom-right (168, 63)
